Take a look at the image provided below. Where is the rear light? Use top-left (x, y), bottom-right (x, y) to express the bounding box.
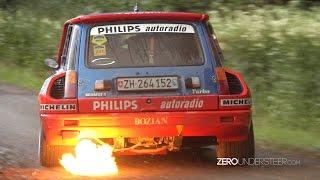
top-left (64, 70), bottom-right (77, 99)
top-left (215, 67), bottom-right (229, 95)
top-left (226, 72), bottom-right (243, 94)
top-left (185, 77), bottom-right (201, 89)
top-left (50, 76), bottom-right (65, 99)
top-left (95, 80), bottom-right (112, 91)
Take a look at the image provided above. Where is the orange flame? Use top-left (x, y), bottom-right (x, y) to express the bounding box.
top-left (60, 139), bottom-right (118, 176)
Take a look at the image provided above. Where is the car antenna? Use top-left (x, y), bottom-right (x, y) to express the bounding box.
top-left (133, 2), bottom-right (139, 12)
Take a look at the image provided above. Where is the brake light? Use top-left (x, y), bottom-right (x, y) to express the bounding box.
top-left (215, 67), bottom-right (229, 95)
top-left (64, 70), bottom-right (77, 99)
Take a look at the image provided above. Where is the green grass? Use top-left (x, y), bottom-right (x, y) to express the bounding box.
top-left (255, 123), bottom-right (320, 154)
top-left (0, 64), bottom-right (44, 91)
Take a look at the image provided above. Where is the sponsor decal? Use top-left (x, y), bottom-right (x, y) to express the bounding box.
top-left (160, 99), bottom-right (204, 109)
top-left (134, 117), bottom-right (168, 125)
top-left (93, 100), bottom-right (138, 111)
top-left (85, 92), bottom-right (107, 97)
top-left (192, 89), bottom-right (210, 95)
top-left (90, 23), bottom-right (195, 35)
top-left (40, 104), bottom-right (76, 110)
top-left (220, 98), bottom-right (251, 106)
top-left (93, 45), bottom-right (107, 56)
top-left (91, 35), bottom-right (108, 45)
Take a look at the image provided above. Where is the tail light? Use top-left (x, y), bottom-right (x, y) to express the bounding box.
top-left (215, 67), bottom-right (229, 95)
top-left (226, 72), bottom-right (243, 94)
top-left (64, 70), bottom-right (77, 99)
top-left (50, 76), bottom-right (65, 99)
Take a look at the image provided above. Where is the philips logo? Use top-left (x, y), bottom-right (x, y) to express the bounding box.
top-left (93, 100), bottom-right (138, 111)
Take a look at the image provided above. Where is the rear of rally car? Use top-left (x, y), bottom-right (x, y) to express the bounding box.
top-left (38, 12), bottom-right (254, 167)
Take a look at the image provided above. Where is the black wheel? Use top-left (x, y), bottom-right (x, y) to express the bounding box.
top-left (216, 124), bottom-right (255, 159)
top-left (39, 128), bottom-right (73, 167)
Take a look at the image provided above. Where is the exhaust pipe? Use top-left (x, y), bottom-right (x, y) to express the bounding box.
top-left (81, 137), bottom-right (168, 155)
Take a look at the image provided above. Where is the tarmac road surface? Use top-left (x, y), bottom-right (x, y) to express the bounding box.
top-left (0, 82), bottom-right (319, 179)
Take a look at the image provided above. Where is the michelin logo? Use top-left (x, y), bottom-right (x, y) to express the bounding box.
top-left (40, 104), bottom-right (76, 110)
top-left (220, 98), bottom-right (251, 106)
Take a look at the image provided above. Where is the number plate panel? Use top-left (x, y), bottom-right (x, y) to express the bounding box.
top-left (117, 76), bottom-right (179, 91)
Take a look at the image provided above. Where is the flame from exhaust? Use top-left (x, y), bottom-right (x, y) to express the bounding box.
top-left (60, 139), bottom-right (118, 176)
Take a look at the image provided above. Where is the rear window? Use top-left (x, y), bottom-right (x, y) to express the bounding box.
top-left (87, 23), bottom-right (204, 68)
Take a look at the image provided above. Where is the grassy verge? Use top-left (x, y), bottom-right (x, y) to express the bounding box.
top-left (255, 123), bottom-right (320, 155)
top-left (0, 64), bottom-right (43, 91)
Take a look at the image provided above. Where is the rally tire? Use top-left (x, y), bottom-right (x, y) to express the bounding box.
top-left (39, 129), bottom-right (73, 167)
top-left (216, 124), bottom-right (255, 160)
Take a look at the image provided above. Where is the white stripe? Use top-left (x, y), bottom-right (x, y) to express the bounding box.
top-left (90, 23), bottom-right (195, 35)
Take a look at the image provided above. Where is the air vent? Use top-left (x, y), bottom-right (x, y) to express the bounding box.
top-left (226, 72), bottom-right (242, 94)
top-left (50, 77), bottom-right (65, 99)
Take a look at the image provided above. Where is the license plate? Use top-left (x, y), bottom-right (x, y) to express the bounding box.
top-left (117, 77), bottom-right (179, 91)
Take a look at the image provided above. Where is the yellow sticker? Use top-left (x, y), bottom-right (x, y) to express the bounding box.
top-left (93, 45), bottom-right (107, 56)
top-left (91, 35), bottom-right (108, 45)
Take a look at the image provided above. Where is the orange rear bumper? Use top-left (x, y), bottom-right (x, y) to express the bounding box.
top-left (40, 110), bottom-right (251, 146)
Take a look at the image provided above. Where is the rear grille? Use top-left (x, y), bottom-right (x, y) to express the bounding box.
top-left (50, 77), bottom-right (65, 99)
top-left (226, 72), bottom-right (242, 94)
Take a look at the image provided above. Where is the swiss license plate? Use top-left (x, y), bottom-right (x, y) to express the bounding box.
top-left (117, 77), bottom-right (179, 91)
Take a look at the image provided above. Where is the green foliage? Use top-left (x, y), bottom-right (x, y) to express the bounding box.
top-left (0, 10), bottom-right (61, 74)
top-left (211, 7), bottom-right (320, 131)
top-left (143, 0), bottom-right (213, 12)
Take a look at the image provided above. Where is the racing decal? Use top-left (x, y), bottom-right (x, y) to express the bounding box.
top-left (93, 45), bottom-right (107, 56)
top-left (85, 92), bottom-right (107, 97)
top-left (93, 100), bottom-right (138, 111)
top-left (192, 89), bottom-right (210, 95)
top-left (160, 99), bottom-right (204, 109)
top-left (40, 104), bottom-right (76, 110)
top-left (91, 35), bottom-right (108, 45)
top-left (220, 98), bottom-right (251, 106)
top-left (134, 117), bottom-right (168, 125)
top-left (90, 23), bottom-right (195, 35)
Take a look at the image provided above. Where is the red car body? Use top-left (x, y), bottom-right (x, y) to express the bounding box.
top-left (38, 12), bottom-right (253, 158)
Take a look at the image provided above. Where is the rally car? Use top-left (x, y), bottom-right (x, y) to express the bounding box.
top-left (38, 11), bottom-right (254, 167)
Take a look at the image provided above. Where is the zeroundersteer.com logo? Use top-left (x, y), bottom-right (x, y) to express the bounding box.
top-left (217, 158), bottom-right (301, 166)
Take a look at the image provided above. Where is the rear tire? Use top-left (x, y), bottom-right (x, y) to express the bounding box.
top-left (39, 128), bottom-right (73, 167)
top-left (216, 124), bottom-right (255, 160)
